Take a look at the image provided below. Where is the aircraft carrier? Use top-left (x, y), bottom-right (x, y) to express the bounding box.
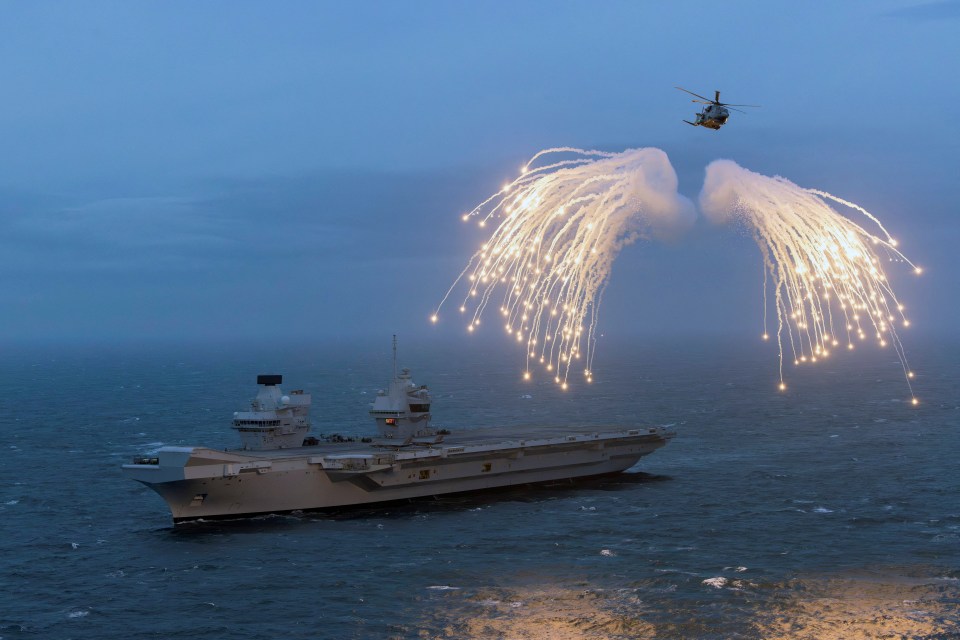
top-left (124, 345), bottom-right (674, 524)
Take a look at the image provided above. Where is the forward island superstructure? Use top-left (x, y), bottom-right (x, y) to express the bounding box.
top-left (124, 344), bottom-right (673, 524)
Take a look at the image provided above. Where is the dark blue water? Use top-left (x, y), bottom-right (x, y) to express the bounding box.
top-left (2, 338), bottom-right (958, 639)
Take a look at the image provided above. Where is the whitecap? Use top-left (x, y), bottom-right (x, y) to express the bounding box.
top-left (600, 549), bottom-right (615, 557)
top-left (813, 507), bottom-right (833, 513)
top-left (5, 499), bottom-right (19, 505)
top-left (71, 542), bottom-right (80, 549)
top-left (67, 610), bottom-right (89, 619)
top-left (657, 568), bottom-right (700, 576)
top-left (702, 577), bottom-right (728, 588)
top-left (427, 585), bottom-right (460, 590)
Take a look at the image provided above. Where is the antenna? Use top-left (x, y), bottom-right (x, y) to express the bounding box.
top-left (392, 334), bottom-right (397, 380)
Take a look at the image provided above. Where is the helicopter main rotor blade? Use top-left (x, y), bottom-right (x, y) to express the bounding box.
top-left (719, 102), bottom-right (761, 108)
top-left (675, 86), bottom-right (713, 102)
top-left (726, 107), bottom-right (749, 114)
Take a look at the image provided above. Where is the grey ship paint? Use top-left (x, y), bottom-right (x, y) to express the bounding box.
top-left (124, 345), bottom-right (673, 524)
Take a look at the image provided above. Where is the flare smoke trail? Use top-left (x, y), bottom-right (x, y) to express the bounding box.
top-left (433, 148), bottom-right (694, 387)
top-left (699, 160), bottom-right (921, 402)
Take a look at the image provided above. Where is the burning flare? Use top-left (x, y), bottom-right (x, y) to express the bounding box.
top-left (434, 147), bottom-right (694, 387)
top-left (699, 160), bottom-right (920, 402)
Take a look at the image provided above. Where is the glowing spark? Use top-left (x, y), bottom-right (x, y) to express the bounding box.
top-left (700, 160), bottom-right (918, 397)
top-left (435, 147), bottom-right (693, 387)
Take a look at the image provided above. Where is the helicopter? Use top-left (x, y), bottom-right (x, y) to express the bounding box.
top-left (675, 87), bottom-right (760, 130)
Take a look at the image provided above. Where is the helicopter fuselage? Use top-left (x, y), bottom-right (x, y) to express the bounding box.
top-left (676, 86), bottom-right (757, 130)
top-left (693, 104), bottom-right (729, 130)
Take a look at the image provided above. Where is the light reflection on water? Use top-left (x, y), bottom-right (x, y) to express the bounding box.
top-left (420, 585), bottom-right (655, 639)
top-left (753, 571), bottom-right (959, 640)
top-left (417, 571), bottom-right (959, 639)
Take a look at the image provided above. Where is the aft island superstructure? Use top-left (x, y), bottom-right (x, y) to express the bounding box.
top-left (124, 348), bottom-right (673, 524)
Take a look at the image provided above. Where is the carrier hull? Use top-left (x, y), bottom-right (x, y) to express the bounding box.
top-left (124, 425), bottom-right (672, 523)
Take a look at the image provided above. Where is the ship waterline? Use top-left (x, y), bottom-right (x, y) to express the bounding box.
top-left (124, 425), bottom-right (672, 522)
top-left (123, 342), bottom-right (672, 523)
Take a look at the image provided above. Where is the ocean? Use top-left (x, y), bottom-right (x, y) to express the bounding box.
top-left (1, 337), bottom-right (958, 639)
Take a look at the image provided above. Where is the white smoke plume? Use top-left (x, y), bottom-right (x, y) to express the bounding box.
top-left (698, 159), bottom-right (919, 399)
top-left (435, 152), bottom-right (919, 400)
top-left (435, 147), bottom-right (694, 387)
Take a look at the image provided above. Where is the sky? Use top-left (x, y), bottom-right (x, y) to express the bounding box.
top-left (1, 0), bottom-right (957, 348)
